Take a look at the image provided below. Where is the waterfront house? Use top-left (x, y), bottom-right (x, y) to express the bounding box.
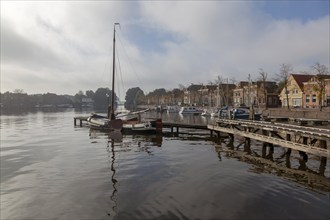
top-left (234, 81), bottom-right (279, 108)
top-left (183, 84), bottom-right (203, 106)
top-left (279, 74), bottom-right (313, 108)
top-left (233, 81), bottom-right (249, 107)
top-left (303, 75), bottom-right (330, 108)
top-left (256, 81), bottom-right (280, 108)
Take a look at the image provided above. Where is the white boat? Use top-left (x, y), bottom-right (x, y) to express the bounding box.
top-left (201, 109), bottom-right (212, 117)
top-left (211, 106), bottom-right (229, 118)
top-left (167, 106), bottom-right (180, 113)
top-left (179, 107), bottom-right (203, 115)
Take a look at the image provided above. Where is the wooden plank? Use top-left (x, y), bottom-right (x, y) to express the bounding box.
top-left (207, 125), bottom-right (330, 158)
top-left (215, 119), bottom-right (330, 140)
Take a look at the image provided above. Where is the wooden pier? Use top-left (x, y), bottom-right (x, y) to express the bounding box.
top-left (74, 116), bottom-right (88, 127)
top-left (74, 116), bottom-right (329, 158)
top-left (162, 122), bottom-right (208, 135)
top-left (208, 119), bottom-right (330, 158)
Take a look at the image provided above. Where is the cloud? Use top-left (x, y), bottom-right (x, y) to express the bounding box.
top-left (0, 1), bottom-right (329, 98)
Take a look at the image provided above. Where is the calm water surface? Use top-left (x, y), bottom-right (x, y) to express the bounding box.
top-left (1, 110), bottom-right (329, 220)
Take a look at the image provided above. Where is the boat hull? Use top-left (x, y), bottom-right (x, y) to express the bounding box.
top-left (87, 114), bottom-right (123, 131)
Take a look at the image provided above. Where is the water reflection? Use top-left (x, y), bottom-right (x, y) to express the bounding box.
top-left (107, 138), bottom-right (118, 219)
top-left (216, 138), bottom-right (330, 193)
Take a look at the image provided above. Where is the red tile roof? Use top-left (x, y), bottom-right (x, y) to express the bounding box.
top-left (291, 74), bottom-right (314, 89)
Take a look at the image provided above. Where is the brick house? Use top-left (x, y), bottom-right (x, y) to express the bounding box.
top-left (303, 75), bottom-right (330, 108)
top-left (233, 81), bottom-right (279, 108)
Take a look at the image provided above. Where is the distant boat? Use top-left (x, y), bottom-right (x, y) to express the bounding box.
top-left (167, 106), bottom-right (180, 113)
top-left (179, 107), bottom-right (203, 115)
top-left (230, 107), bottom-right (261, 120)
top-left (201, 109), bottom-right (212, 117)
top-left (211, 106), bottom-right (228, 118)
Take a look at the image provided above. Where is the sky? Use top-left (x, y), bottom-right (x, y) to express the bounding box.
top-left (1, 1), bottom-right (329, 99)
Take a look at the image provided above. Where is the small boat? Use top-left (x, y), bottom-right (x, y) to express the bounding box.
top-left (230, 107), bottom-right (261, 120)
top-left (211, 106), bottom-right (229, 118)
top-left (201, 109), bottom-right (212, 117)
top-left (179, 107), bottom-right (203, 115)
top-left (167, 106), bottom-right (180, 113)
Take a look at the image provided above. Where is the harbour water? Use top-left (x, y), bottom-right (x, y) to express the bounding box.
top-left (1, 109), bottom-right (329, 220)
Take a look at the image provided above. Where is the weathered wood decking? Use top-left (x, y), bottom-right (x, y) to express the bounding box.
top-left (208, 119), bottom-right (330, 158)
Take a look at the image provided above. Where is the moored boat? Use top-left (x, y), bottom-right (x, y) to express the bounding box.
top-left (87, 113), bottom-right (123, 131)
top-left (230, 107), bottom-right (261, 120)
top-left (167, 106), bottom-right (180, 113)
top-left (201, 109), bottom-right (212, 117)
top-left (179, 106), bottom-right (203, 115)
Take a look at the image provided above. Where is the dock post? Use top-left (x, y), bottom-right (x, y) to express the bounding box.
top-left (318, 140), bottom-right (327, 175)
top-left (80, 119), bottom-right (83, 127)
top-left (286, 133), bottom-right (292, 155)
top-left (262, 130), bottom-right (268, 148)
top-left (229, 133), bottom-right (234, 141)
top-left (245, 127), bottom-right (250, 147)
top-left (74, 118), bottom-right (77, 126)
top-left (297, 136), bottom-right (309, 164)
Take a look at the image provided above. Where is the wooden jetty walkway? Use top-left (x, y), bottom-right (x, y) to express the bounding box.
top-left (162, 122), bottom-right (208, 134)
top-left (74, 116), bottom-right (329, 158)
top-left (208, 119), bottom-right (330, 158)
top-left (74, 116), bottom-right (88, 127)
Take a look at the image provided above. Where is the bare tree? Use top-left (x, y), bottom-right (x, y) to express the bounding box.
top-left (276, 64), bottom-right (293, 109)
top-left (311, 62), bottom-right (329, 111)
top-left (215, 76), bottom-right (227, 106)
top-left (258, 68), bottom-right (268, 109)
top-left (178, 84), bottom-right (186, 91)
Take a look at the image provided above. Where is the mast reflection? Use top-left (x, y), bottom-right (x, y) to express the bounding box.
top-left (106, 131), bottom-right (122, 219)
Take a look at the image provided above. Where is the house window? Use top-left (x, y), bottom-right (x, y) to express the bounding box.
top-left (306, 95), bottom-right (310, 102)
top-left (312, 95), bottom-right (316, 102)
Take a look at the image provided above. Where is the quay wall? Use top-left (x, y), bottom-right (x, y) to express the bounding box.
top-left (262, 108), bottom-right (330, 120)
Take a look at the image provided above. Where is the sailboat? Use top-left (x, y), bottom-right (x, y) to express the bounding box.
top-left (87, 23), bottom-right (123, 131)
top-left (88, 23), bottom-right (162, 133)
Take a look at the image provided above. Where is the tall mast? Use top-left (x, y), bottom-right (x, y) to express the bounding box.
top-left (111, 23), bottom-right (120, 120)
